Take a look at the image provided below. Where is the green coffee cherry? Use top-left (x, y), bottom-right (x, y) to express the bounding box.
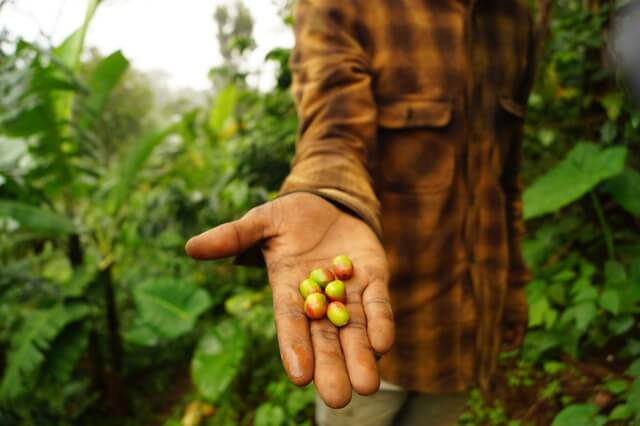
top-left (324, 280), bottom-right (346, 303)
top-left (299, 278), bottom-right (322, 299)
top-left (304, 293), bottom-right (327, 320)
top-left (309, 267), bottom-right (334, 288)
top-left (327, 301), bottom-right (350, 327)
top-left (332, 255), bottom-right (353, 280)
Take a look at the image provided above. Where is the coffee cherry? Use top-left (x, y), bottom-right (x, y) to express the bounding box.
top-left (304, 293), bottom-right (327, 320)
top-left (327, 301), bottom-right (350, 327)
top-left (332, 255), bottom-right (353, 280)
top-left (299, 278), bottom-right (322, 299)
top-left (324, 280), bottom-right (346, 303)
top-left (309, 267), bottom-right (334, 289)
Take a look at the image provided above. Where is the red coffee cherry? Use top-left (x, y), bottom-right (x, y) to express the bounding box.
top-left (304, 293), bottom-right (327, 320)
top-left (332, 255), bottom-right (353, 280)
top-left (324, 280), bottom-right (346, 303)
top-left (309, 267), bottom-right (334, 289)
top-left (299, 278), bottom-right (322, 299)
top-left (327, 301), bottom-right (350, 327)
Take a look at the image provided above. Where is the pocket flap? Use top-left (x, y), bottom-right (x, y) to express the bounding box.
top-left (378, 99), bottom-right (453, 128)
top-left (499, 96), bottom-right (526, 118)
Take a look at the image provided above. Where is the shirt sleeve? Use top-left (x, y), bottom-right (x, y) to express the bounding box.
top-left (278, 0), bottom-right (381, 238)
top-left (501, 22), bottom-right (537, 323)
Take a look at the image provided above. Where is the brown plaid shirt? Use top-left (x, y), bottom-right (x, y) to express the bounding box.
top-left (281, 0), bottom-right (536, 392)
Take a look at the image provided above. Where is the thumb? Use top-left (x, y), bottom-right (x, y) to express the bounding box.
top-left (185, 206), bottom-right (272, 260)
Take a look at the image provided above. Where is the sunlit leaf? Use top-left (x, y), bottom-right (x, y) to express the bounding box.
top-left (523, 143), bottom-right (627, 219)
top-left (208, 84), bottom-right (238, 136)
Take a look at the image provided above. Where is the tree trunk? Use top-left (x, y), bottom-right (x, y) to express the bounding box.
top-left (100, 263), bottom-right (129, 417)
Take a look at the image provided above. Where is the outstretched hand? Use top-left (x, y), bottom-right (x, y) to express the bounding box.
top-left (185, 193), bottom-right (394, 408)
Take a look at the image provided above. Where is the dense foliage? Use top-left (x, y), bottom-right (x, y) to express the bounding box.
top-left (0, 0), bottom-right (638, 425)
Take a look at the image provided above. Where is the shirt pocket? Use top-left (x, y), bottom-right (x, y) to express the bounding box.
top-left (376, 98), bottom-right (456, 193)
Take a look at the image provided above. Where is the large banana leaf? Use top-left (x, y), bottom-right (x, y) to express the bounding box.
top-left (52, 0), bottom-right (100, 125)
top-left (78, 50), bottom-right (129, 130)
top-left (107, 125), bottom-right (175, 214)
top-left (523, 143), bottom-right (627, 220)
top-left (132, 278), bottom-right (212, 340)
top-left (191, 319), bottom-right (247, 402)
top-left (0, 200), bottom-right (75, 236)
top-left (0, 304), bottom-right (89, 400)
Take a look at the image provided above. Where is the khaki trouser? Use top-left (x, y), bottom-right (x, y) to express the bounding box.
top-left (315, 380), bottom-right (468, 426)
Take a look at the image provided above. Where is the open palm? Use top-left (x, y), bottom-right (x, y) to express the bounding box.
top-left (186, 193), bottom-right (394, 408)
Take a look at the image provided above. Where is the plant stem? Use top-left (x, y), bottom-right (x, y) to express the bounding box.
top-left (590, 190), bottom-right (615, 260)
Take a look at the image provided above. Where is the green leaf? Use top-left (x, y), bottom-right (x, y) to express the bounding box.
top-left (108, 126), bottom-right (174, 214)
top-left (609, 404), bottom-right (632, 421)
top-left (51, 0), bottom-right (100, 131)
top-left (225, 291), bottom-right (263, 315)
top-left (40, 322), bottom-right (90, 385)
top-left (575, 302), bottom-right (597, 331)
top-left (132, 278), bottom-right (211, 341)
top-left (523, 143), bottom-right (627, 219)
top-left (208, 84), bottom-right (238, 135)
top-left (0, 201), bottom-right (74, 236)
top-left (551, 404), bottom-right (605, 426)
top-left (601, 92), bottom-right (624, 121)
top-left (608, 315), bottom-right (634, 335)
top-left (0, 304), bottom-right (89, 400)
top-left (603, 168), bottom-right (640, 215)
top-left (599, 289), bottom-right (620, 314)
top-left (79, 50), bottom-right (129, 129)
top-left (604, 379), bottom-right (628, 395)
top-left (192, 319), bottom-right (247, 402)
top-left (627, 379), bottom-right (640, 414)
top-left (626, 359), bottom-right (640, 377)
top-left (254, 403), bottom-right (286, 426)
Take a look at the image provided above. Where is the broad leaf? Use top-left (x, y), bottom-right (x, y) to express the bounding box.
top-left (0, 304), bottom-right (89, 400)
top-left (52, 0), bottom-right (100, 126)
top-left (552, 404), bottom-right (605, 426)
top-left (0, 201), bottom-right (74, 236)
top-left (192, 319), bottom-right (246, 402)
top-left (132, 278), bottom-right (211, 340)
top-left (523, 143), bottom-right (627, 219)
top-left (603, 168), bottom-right (640, 215)
top-left (78, 50), bottom-right (129, 130)
top-left (599, 289), bottom-right (620, 315)
top-left (108, 126), bottom-right (175, 214)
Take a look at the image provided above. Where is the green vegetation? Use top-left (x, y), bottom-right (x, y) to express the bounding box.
top-left (0, 0), bottom-right (639, 425)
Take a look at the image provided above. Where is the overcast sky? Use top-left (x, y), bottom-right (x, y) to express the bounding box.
top-left (2, 0), bottom-right (294, 91)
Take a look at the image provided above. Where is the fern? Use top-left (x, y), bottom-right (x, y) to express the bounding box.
top-left (0, 303), bottom-right (89, 401)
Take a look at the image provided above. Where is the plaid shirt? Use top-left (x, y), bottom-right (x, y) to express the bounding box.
top-left (281, 0), bottom-right (536, 392)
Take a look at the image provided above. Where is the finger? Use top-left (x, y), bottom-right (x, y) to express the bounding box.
top-left (185, 206), bottom-right (271, 260)
top-left (272, 283), bottom-right (314, 386)
top-left (310, 319), bottom-right (352, 409)
top-left (362, 279), bottom-right (395, 354)
top-left (340, 290), bottom-right (379, 395)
